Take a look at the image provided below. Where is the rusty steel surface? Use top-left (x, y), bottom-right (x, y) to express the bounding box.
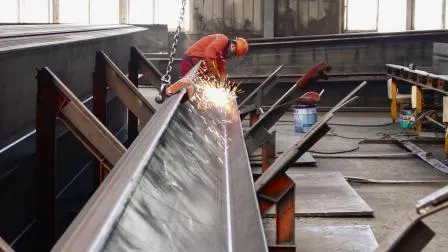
top-left (52, 66), bottom-right (267, 252)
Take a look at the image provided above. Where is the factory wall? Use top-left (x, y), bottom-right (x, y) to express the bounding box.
top-left (274, 0), bottom-right (342, 36)
top-left (190, 0), bottom-right (263, 37)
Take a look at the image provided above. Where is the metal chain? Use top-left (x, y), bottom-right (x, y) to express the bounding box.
top-left (160, 0), bottom-right (186, 87)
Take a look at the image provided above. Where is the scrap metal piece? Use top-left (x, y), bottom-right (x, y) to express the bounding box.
top-left (416, 184), bottom-right (448, 211)
top-left (52, 65), bottom-right (267, 252)
top-left (376, 185), bottom-right (448, 252)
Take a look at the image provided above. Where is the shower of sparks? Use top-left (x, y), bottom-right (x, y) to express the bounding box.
top-left (190, 66), bottom-right (241, 113)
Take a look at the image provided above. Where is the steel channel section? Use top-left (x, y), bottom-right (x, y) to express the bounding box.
top-left (52, 65), bottom-right (267, 252)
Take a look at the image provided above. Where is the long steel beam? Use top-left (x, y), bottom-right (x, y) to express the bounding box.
top-left (52, 65), bottom-right (267, 252)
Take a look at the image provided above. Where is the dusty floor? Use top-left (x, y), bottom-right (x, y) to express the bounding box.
top-left (262, 111), bottom-right (448, 252)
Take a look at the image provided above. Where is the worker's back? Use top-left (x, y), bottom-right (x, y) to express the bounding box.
top-left (185, 34), bottom-right (229, 59)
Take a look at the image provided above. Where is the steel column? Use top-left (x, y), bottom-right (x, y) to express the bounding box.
top-left (93, 52), bottom-right (108, 182)
top-left (36, 69), bottom-right (59, 252)
top-left (130, 46), bottom-right (163, 90)
top-left (127, 47), bottom-right (140, 146)
top-left (262, 131), bottom-right (276, 172)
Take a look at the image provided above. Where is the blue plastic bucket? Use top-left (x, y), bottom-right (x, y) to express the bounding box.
top-left (293, 105), bottom-right (317, 133)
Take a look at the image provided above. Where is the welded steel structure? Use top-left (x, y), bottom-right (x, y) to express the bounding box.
top-left (52, 66), bottom-right (268, 251)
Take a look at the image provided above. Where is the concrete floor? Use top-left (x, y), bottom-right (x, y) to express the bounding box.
top-left (266, 112), bottom-right (448, 252)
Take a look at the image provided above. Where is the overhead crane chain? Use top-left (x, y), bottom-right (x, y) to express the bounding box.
top-left (160, 0), bottom-right (186, 88)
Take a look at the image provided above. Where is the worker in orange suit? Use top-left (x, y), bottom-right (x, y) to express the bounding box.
top-left (180, 34), bottom-right (249, 80)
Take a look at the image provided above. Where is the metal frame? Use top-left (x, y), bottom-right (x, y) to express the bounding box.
top-left (52, 88), bottom-right (186, 252)
top-left (238, 65), bottom-right (284, 125)
top-left (129, 46), bottom-right (164, 90)
top-left (127, 46), bottom-right (164, 143)
top-left (93, 50), bottom-right (155, 147)
top-left (52, 63), bottom-right (267, 251)
top-left (253, 82), bottom-right (367, 251)
top-left (244, 62), bottom-right (331, 154)
top-left (36, 67), bottom-right (126, 251)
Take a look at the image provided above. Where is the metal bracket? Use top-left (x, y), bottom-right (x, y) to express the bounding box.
top-left (94, 50), bottom-right (156, 146)
top-left (36, 67), bottom-right (126, 251)
top-left (239, 65), bottom-right (283, 120)
top-left (256, 131), bottom-right (296, 251)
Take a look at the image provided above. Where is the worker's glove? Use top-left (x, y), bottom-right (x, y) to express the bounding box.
top-left (295, 62), bottom-right (331, 89)
top-left (165, 78), bottom-right (195, 103)
top-left (206, 59), bottom-right (223, 81)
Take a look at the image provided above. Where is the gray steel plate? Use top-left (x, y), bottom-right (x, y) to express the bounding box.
top-left (264, 222), bottom-right (378, 252)
top-left (266, 172), bottom-right (374, 217)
